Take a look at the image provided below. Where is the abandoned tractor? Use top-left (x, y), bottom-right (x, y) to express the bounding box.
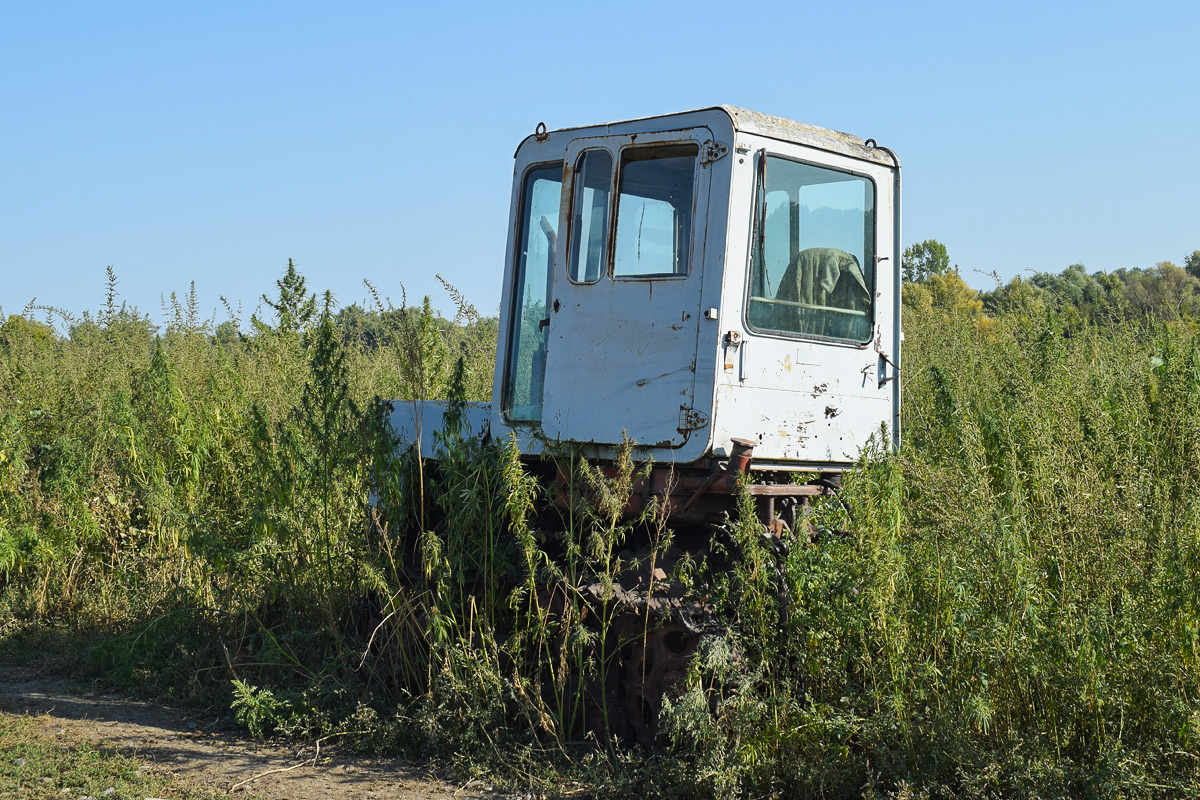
top-left (388, 106), bottom-right (901, 744)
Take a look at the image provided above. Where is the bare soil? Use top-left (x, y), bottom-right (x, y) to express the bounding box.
top-left (0, 666), bottom-right (522, 800)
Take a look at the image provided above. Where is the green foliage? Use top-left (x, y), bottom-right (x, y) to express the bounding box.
top-left (903, 239), bottom-right (951, 284)
top-left (5, 257), bottom-right (1200, 798)
top-left (978, 257), bottom-right (1200, 329)
top-left (253, 257), bottom-right (316, 336)
top-left (903, 270), bottom-right (984, 321)
top-left (1184, 250), bottom-right (1200, 280)
top-left (0, 263), bottom-right (494, 669)
top-left (231, 679), bottom-right (292, 739)
top-left (1121, 261), bottom-right (1200, 320)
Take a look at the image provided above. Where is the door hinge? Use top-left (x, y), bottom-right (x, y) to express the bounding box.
top-left (699, 140), bottom-right (729, 166)
top-left (678, 406), bottom-right (710, 433)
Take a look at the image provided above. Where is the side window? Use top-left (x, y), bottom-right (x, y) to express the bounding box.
top-left (502, 162), bottom-right (563, 422)
top-left (747, 156), bottom-right (875, 343)
top-left (613, 144), bottom-right (698, 277)
top-left (568, 150), bottom-right (612, 283)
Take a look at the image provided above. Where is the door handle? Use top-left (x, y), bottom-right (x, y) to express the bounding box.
top-left (538, 317), bottom-right (550, 331)
top-left (878, 351), bottom-right (899, 387)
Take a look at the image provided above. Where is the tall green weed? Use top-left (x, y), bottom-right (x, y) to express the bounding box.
top-left (2, 265), bottom-right (1199, 798)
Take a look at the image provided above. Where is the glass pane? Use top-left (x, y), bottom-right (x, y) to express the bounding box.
top-left (502, 163), bottom-right (562, 422)
top-left (747, 156), bottom-right (875, 342)
top-left (613, 144), bottom-right (698, 277)
top-left (569, 150), bottom-right (612, 283)
top-left (758, 190), bottom-right (791, 296)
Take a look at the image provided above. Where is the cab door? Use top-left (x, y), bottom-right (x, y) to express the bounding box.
top-left (541, 128), bottom-right (714, 448)
top-left (730, 145), bottom-right (898, 464)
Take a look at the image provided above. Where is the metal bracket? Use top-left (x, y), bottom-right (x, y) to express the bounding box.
top-left (699, 140), bottom-right (729, 166)
top-left (678, 406), bottom-right (710, 432)
top-left (878, 351), bottom-right (900, 387)
top-left (722, 330), bottom-right (743, 376)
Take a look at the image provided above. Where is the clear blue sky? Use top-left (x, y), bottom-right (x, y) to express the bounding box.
top-left (3, 1), bottom-right (1197, 326)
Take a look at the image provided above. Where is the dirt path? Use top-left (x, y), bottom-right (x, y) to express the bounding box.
top-left (0, 666), bottom-right (521, 800)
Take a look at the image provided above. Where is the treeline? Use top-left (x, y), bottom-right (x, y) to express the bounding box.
top-left (903, 239), bottom-right (1200, 326)
top-left (5, 262), bottom-right (498, 399)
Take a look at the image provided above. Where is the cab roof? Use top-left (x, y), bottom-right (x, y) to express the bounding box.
top-left (516, 105), bottom-right (899, 168)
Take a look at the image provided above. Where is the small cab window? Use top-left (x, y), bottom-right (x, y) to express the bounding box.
top-left (613, 144), bottom-right (698, 278)
top-left (747, 156), bottom-right (875, 343)
top-left (568, 149), bottom-right (612, 283)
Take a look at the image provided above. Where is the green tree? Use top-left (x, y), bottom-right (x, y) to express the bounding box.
top-left (214, 320), bottom-right (241, 349)
top-left (902, 239), bottom-right (951, 284)
top-left (906, 270), bottom-right (984, 318)
top-left (1184, 249), bottom-right (1200, 280)
top-left (1121, 261), bottom-right (1200, 320)
top-left (980, 275), bottom-right (1047, 318)
top-left (253, 259), bottom-right (316, 336)
top-left (0, 315), bottom-right (56, 348)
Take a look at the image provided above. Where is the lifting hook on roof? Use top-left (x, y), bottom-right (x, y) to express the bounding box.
top-left (864, 138), bottom-right (899, 168)
top-left (534, 122), bottom-right (549, 143)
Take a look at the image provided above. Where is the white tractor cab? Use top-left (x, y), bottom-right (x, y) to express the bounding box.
top-left (390, 106), bottom-right (900, 532)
